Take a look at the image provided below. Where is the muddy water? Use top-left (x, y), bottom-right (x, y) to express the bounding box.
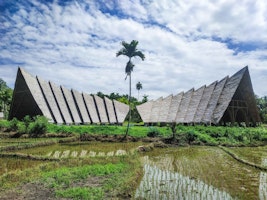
top-left (0, 158), bottom-right (44, 175)
top-left (135, 146), bottom-right (267, 200)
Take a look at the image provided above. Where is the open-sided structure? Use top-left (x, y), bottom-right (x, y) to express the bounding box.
top-left (9, 68), bottom-right (129, 124)
top-left (137, 67), bottom-right (260, 126)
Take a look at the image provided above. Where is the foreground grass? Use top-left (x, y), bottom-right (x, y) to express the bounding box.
top-left (0, 155), bottom-right (142, 199)
top-left (42, 162), bottom-right (126, 199)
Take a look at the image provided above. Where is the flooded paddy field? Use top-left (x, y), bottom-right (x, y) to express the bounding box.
top-left (0, 140), bottom-right (266, 199)
top-left (13, 141), bottom-right (144, 158)
top-left (135, 146), bottom-right (267, 200)
top-left (0, 157), bottom-right (45, 176)
top-left (0, 141), bottom-right (144, 176)
top-left (0, 138), bottom-right (56, 148)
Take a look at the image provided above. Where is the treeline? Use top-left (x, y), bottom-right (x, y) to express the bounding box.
top-left (255, 95), bottom-right (267, 123)
top-left (0, 78), bottom-right (13, 119)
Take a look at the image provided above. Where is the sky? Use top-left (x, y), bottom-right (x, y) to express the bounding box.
top-left (0, 0), bottom-right (267, 100)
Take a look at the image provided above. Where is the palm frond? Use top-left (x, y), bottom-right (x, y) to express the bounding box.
top-left (133, 51), bottom-right (145, 60)
top-left (125, 61), bottom-right (134, 74)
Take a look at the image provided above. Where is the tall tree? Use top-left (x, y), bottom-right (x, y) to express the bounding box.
top-left (136, 81), bottom-right (142, 100)
top-left (116, 40), bottom-right (145, 136)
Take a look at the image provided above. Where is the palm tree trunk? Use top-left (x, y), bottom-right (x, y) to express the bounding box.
top-left (125, 73), bottom-right (131, 137)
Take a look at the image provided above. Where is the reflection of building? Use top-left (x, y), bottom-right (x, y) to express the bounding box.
top-left (0, 112), bottom-right (3, 119)
top-left (137, 67), bottom-right (260, 126)
top-left (135, 162), bottom-right (233, 199)
top-left (259, 158), bottom-right (267, 200)
top-left (9, 68), bottom-right (129, 124)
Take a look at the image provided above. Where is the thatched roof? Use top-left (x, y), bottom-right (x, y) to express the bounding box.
top-left (136, 66), bottom-right (261, 126)
top-left (9, 68), bottom-right (129, 124)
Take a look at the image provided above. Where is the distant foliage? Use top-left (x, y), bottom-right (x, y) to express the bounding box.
top-left (93, 91), bottom-right (147, 123)
top-left (255, 95), bottom-right (267, 123)
top-left (0, 78), bottom-right (13, 119)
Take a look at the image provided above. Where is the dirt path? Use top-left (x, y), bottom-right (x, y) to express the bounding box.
top-left (0, 182), bottom-right (56, 200)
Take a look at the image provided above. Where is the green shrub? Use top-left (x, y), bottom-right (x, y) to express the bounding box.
top-left (186, 131), bottom-right (198, 144)
top-left (147, 127), bottom-right (160, 137)
top-left (17, 123), bottom-right (27, 134)
top-left (9, 118), bottom-right (19, 131)
top-left (28, 116), bottom-right (49, 135)
top-left (23, 115), bottom-right (32, 131)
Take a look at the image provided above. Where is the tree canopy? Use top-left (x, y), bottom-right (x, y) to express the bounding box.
top-left (0, 78), bottom-right (13, 119)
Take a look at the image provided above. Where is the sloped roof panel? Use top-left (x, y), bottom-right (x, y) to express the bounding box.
top-left (176, 89), bottom-right (194, 123)
top-left (136, 101), bottom-right (154, 123)
top-left (72, 89), bottom-right (91, 124)
top-left (83, 93), bottom-right (99, 123)
top-left (158, 95), bottom-right (173, 122)
top-left (49, 82), bottom-right (73, 124)
top-left (104, 97), bottom-right (117, 123)
top-left (184, 86), bottom-right (205, 123)
top-left (93, 95), bottom-right (109, 123)
top-left (212, 67), bottom-right (247, 124)
top-left (113, 99), bottom-right (129, 123)
top-left (202, 77), bottom-right (228, 123)
top-left (150, 97), bottom-right (163, 123)
top-left (9, 68), bottom-right (44, 120)
top-left (19, 68), bottom-right (53, 122)
top-left (61, 86), bottom-right (82, 124)
top-left (37, 76), bottom-right (63, 124)
top-left (166, 92), bottom-right (183, 123)
top-left (194, 81), bottom-right (216, 123)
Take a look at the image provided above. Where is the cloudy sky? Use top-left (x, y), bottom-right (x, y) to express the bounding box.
top-left (1, 0), bottom-right (267, 100)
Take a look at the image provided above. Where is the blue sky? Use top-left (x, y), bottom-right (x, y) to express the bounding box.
top-left (0, 0), bottom-right (267, 100)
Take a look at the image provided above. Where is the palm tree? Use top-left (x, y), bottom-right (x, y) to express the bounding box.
top-left (136, 81), bottom-right (142, 100)
top-left (116, 40), bottom-right (145, 136)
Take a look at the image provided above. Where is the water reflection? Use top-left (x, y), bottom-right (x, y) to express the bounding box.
top-left (47, 149), bottom-right (127, 158)
top-left (135, 147), bottom-right (266, 200)
top-left (135, 156), bottom-right (233, 200)
top-left (259, 158), bottom-right (267, 200)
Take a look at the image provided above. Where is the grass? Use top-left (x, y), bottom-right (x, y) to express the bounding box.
top-left (0, 152), bottom-right (142, 199)
top-left (46, 123), bottom-right (172, 138)
top-left (43, 158), bottom-right (142, 199)
top-left (56, 187), bottom-right (103, 200)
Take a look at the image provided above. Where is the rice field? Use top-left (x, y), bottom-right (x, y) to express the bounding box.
top-left (0, 140), bottom-right (266, 199)
top-left (136, 146), bottom-right (267, 200)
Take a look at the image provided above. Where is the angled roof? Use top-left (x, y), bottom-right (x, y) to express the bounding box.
top-left (9, 67), bottom-right (129, 124)
top-left (136, 66), bottom-right (260, 125)
top-left (9, 68), bottom-right (53, 122)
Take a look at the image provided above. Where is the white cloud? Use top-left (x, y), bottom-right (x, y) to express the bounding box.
top-left (0, 0), bottom-right (267, 101)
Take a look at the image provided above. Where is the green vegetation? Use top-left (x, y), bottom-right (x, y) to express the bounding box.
top-left (256, 95), bottom-right (267, 123)
top-left (0, 154), bottom-right (142, 199)
top-left (174, 125), bottom-right (267, 146)
top-left (0, 78), bottom-right (13, 119)
top-left (42, 163), bottom-right (125, 199)
top-left (1, 116), bottom-right (267, 146)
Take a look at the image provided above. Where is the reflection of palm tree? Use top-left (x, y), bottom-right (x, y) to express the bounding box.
top-left (116, 40), bottom-right (145, 136)
top-left (136, 81), bottom-right (142, 100)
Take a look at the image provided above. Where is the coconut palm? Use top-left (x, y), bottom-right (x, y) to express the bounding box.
top-left (116, 40), bottom-right (145, 136)
top-left (136, 81), bottom-right (143, 100)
